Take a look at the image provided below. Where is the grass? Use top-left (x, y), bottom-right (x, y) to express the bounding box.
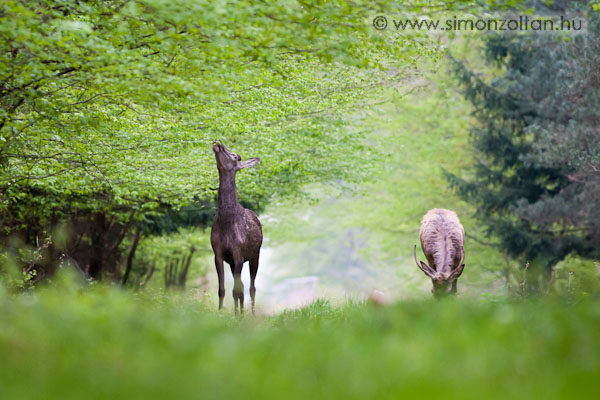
top-left (1, 280), bottom-right (599, 399)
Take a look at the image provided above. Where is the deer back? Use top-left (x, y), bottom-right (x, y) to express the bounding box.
top-left (419, 208), bottom-right (464, 275)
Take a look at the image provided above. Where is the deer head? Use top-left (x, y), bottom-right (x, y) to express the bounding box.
top-left (413, 245), bottom-right (465, 298)
top-left (212, 140), bottom-right (260, 173)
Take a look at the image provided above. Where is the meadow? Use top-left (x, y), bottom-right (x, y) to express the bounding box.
top-left (1, 2), bottom-right (599, 399)
top-left (1, 281), bottom-right (599, 400)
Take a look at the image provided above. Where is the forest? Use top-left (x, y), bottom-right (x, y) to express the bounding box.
top-left (1, 0), bottom-right (599, 398)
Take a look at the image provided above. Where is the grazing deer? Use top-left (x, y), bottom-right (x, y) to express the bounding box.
top-left (210, 140), bottom-right (262, 314)
top-left (414, 208), bottom-right (465, 298)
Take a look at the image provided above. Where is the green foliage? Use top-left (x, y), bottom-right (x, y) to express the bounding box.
top-left (1, 282), bottom-right (600, 399)
top-left (0, 0), bottom-right (493, 279)
top-left (447, 2), bottom-right (600, 277)
top-left (131, 227), bottom-right (212, 289)
top-left (142, 200), bottom-right (216, 235)
top-left (0, 0), bottom-right (456, 215)
top-left (553, 256), bottom-right (600, 301)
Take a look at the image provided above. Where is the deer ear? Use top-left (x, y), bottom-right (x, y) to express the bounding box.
top-left (450, 264), bottom-right (465, 281)
top-left (239, 157), bottom-right (260, 169)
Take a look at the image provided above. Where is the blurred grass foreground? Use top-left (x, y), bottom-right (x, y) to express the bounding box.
top-left (1, 276), bottom-right (599, 400)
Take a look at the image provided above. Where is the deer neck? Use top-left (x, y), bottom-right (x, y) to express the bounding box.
top-left (217, 170), bottom-right (243, 218)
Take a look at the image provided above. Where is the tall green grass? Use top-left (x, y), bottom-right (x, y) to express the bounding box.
top-left (1, 278), bottom-right (599, 399)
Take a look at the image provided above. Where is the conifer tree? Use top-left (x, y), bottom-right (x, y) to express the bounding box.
top-left (448, 3), bottom-right (600, 281)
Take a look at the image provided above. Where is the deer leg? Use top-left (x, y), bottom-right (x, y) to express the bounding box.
top-left (227, 262), bottom-right (238, 313)
top-left (238, 279), bottom-right (244, 313)
top-left (249, 256), bottom-right (259, 314)
top-left (232, 261), bottom-right (244, 315)
top-left (215, 256), bottom-right (225, 310)
top-left (451, 280), bottom-right (457, 295)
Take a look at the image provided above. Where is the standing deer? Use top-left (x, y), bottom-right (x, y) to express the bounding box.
top-left (414, 208), bottom-right (465, 298)
top-left (210, 140), bottom-right (262, 314)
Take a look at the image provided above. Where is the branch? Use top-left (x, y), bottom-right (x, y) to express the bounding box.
top-left (121, 224), bottom-right (142, 286)
top-left (465, 232), bottom-right (498, 248)
top-left (111, 209), bottom-right (136, 251)
top-left (0, 67), bottom-right (79, 98)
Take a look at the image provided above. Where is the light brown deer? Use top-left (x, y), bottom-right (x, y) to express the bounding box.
top-left (210, 140), bottom-right (262, 314)
top-left (414, 208), bottom-right (465, 297)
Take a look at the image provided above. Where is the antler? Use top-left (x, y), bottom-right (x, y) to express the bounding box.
top-left (413, 244), bottom-right (420, 268)
top-left (449, 246), bottom-right (466, 281)
top-left (458, 246), bottom-right (465, 267)
top-left (414, 244), bottom-right (436, 278)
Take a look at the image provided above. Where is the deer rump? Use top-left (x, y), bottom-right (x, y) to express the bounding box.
top-left (415, 209), bottom-right (465, 279)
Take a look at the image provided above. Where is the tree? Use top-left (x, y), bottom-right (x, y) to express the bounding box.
top-left (0, 0), bottom-right (504, 281)
top-left (448, 1), bottom-right (599, 286)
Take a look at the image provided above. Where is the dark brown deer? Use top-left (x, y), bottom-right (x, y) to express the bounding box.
top-left (414, 208), bottom-right (465, 298)
top-left (210, 140), bottom-right (262, 314)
